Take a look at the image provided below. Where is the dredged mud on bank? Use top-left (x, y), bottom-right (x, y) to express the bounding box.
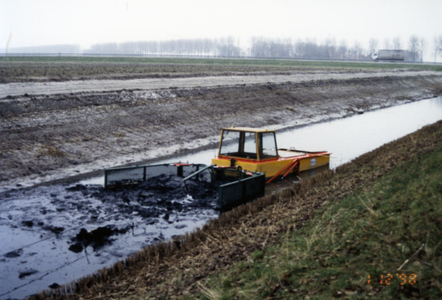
top-left (0, 69), bottom-right (438, 98)
top-left (1, 70), bottom-right (442, 191)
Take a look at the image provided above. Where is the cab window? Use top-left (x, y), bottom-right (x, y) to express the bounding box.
top-left (258, 132), bottom-right (277, 158)
top-left (220, 130), bottom-right (241, 155)
top-left (219, 130), bottom-right (257, 159)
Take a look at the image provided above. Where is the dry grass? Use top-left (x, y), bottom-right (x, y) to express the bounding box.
top-left (201, 121), bottom-right (442, 299)
top-left (38, 145), bottom-right (66, 157)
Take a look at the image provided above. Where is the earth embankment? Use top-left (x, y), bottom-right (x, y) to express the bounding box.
top-left (0, 69), bottom-right (441, 190)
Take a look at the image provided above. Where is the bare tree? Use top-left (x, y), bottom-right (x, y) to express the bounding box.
top-left (369, 38), bottom-right (378, 54)
top-left (408, 35), bottom-right (419, 62)
top-left (433, 35), bottom-right (442, 63)
top-left (393, 36), bottom-right (402, 49)
top-left (251, 37), bottom-right (270, 57)
top-left (82, 36), bottom-right (380, 60)
top-left (418, 37), bottom-right (427, 62)
top-left (352, 41), bottom-right (363, 60)
top-left (337, 39), bottom-right (348, 59)
top-left (203, 38), bottom-right (215, 56)
top-left (384, 37), bottom-right (391, 49)
top-left (324, 38), bottom-right (337, 59)
top-left (294, 39), bottom-right (307, 58)
top-left (217, 36), bottom-right (241, 57)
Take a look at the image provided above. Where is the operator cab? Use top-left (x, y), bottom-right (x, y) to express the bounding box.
top-left (218, 127), bottom-right (278, 161)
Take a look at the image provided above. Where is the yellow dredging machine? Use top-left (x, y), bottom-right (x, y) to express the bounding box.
top-left (212, 127), bottom-right (330, 184)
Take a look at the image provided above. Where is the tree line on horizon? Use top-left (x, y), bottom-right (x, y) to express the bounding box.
top-left (5, 35), bottom-right (442, 62)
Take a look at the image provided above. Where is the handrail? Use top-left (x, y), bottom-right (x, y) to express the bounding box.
top-left (182, 164), bottom-right (216, 182)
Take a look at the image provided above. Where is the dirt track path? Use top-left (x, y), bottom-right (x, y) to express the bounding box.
top-left (0, 70), bottom-right (439, 98)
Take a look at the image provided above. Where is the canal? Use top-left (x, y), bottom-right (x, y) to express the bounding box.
top-left (157, 96), bottom-right (442, 170)
top-left (1, 96), bottom-right (441, 299)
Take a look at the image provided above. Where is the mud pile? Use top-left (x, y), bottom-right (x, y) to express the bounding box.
top-left (0, 175), bottom-right (219, 299)
top-left (66, 175), bottom-right (219, 252)
top-left (1, 70), bottom-right (441, 191)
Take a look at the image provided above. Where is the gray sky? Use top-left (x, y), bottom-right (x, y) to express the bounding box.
top-left (1, 0), bottom-right (441, 59)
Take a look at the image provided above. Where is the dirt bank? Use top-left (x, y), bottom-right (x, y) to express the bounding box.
top-left (0, 69), bottom-right (437, 98)
top-left (1, 69), bottom-right (442, 190)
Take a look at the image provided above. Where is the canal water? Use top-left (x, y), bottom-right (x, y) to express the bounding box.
top-left (156, 96), bottom-right (442, 170)
top-left (1, 96), bottom-right (441, 299)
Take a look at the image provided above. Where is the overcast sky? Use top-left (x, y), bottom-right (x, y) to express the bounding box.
top-left (1, 0), bottom-right (441, 58)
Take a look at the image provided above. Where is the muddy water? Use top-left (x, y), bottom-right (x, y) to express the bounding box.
top-left (0, 177), bottom-right (218, 299)
top-left (1, 97), bottom-right (442, 299)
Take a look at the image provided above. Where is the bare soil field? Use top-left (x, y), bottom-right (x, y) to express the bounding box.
top-left (0, 62), bottom-right (323, 84)
top-left (1, 66), bottom-right (442, 191)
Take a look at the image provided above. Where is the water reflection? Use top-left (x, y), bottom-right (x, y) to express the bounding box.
top-left (277, 96), bottom-right (442, 168)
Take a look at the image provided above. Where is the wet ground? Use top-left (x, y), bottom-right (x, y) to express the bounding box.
top-left (1, 69), bottom-right (442, 191)
top-left (2, 70), bottom-right (439, 98)
top-left (1, 66), bottom-right (442, 299)
top-left (2, 96), bottom-right (441, 299)
top-left (0, 175), bottom-right (219, 299)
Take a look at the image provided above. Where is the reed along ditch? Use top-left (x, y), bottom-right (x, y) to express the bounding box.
top-left (0, 96), bottom-right (441, 299)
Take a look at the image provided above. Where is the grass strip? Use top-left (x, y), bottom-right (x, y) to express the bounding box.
top-left (200, 130), bottom-right (442, 299)
top-left (2, 56), bottom-right (442, 72)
